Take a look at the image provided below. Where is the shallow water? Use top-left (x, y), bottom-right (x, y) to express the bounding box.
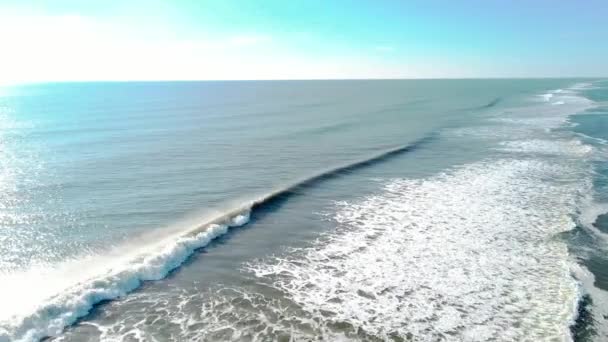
top-left (0, 79), bottom-right (606, 341)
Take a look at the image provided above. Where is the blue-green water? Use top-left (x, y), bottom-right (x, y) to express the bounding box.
top-left (0, 80), bottom-right (606, 341)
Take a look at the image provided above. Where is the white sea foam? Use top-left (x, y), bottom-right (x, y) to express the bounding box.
top-left (451, 85), bottom-right (595, 143)
top-left (578, 200), bottom-right (608, 242)
top-left (541, 93), bottom-right (554, 101)
top-left (538, 87), bottom-right (594, 109)
top-left (571, 83), bottom-right (594, 90)
top-left (498, 139), bottom-right (593, 157)
top-left (0, 214), bottom-right (249, 342)
top-left (571, 263), bottom-right (608, 340)
top-left (244, 158), bottom-right (588, 341)
top-left (575, 132), bottom-right (608, 146)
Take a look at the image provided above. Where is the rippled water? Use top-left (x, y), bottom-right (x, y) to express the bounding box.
top-left (0, 80), bottom-right (607, 341)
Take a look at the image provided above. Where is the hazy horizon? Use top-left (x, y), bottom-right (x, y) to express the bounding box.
top-left (6, 77), bottom-right (608, 87)
top-left (1, 0), bottom-right (607, 84)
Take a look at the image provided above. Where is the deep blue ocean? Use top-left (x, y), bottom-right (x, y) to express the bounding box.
top-left (0, 79), bottom-right (607, 341)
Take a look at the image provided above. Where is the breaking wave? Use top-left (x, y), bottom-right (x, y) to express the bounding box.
top-left (0, 135), bottom-right (436, 342)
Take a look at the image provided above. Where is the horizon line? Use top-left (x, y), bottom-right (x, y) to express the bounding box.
top-left (2, 76), bottom-right (606, 86)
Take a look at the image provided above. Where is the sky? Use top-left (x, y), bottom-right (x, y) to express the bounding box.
top-left (0, 0), bottom-right (607, 83)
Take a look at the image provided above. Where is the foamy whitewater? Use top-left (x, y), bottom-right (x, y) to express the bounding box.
top-left (1, 80), bottom-right (607, 341)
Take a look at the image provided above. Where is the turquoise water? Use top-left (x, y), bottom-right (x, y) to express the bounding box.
top-left (0, 80), bottom-right (606, 341)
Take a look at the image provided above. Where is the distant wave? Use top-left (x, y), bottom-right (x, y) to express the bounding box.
top-left (249, 133), bottom-right (437, 214)
top-left (477, 97), bottom-right (501, 110)
top-left (179, 132), bottom-right (437, 237)
top-left (457, 97), bottom-right (501, 112)
top-left (0, 134), bottom-right (436, 342)
top-left (364, 99), bottom-right (429, 116)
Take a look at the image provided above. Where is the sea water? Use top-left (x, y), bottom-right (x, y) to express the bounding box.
top-left (0, 79), bottom-right (606, 341)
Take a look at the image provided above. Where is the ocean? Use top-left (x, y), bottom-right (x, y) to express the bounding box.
top-left (0, 79), bottom-right (607, 341)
